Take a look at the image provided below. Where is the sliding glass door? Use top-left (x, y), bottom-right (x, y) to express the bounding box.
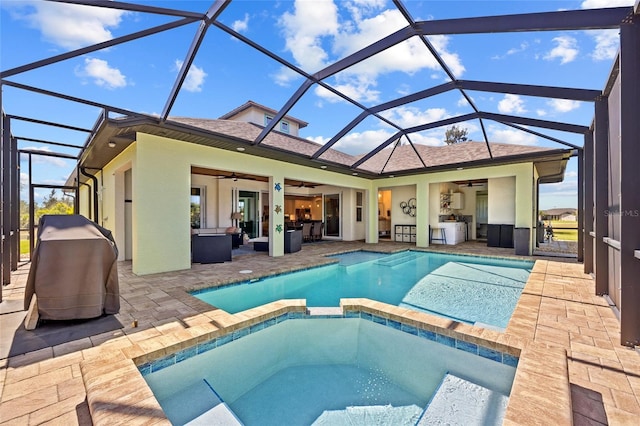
top-left (324, 193), bottom-right (341, 238)
top-left (239, 191), bottom-right (259, 238)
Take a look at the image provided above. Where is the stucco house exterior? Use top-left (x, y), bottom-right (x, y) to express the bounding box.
top-left (69, 101), bottom-right (571, 276)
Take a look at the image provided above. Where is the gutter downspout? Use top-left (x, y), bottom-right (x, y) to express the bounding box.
top-left (80, 167), bottom-right (99, 223)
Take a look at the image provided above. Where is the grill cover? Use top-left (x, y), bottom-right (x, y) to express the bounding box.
top-left (24, 215), bottom-right (120, 320)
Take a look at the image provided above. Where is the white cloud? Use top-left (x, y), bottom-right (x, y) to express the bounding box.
top-left (565, 170), bottom-right (578, 178)
top-left (536, 109), bottom-right (547, 117)
top-left (11, 1), bottom-right (126, 50)
top-left (581, 0), bottom-right (634, 8)
top-left (547, 99), bottom-right (581, 113)
top-left (278, 0), bottom-right (339, 74)
top-left (457, 96), bottom-right (472, 108)
top-left (313, 80), bottom-right (380, 103)
top-left (78, 58), bottom-right (127, 89)
top-left (333, 129), bottom-right (395, 155)
top-left (540, 179), bottom-right (578, 194)
top-left (272, 67), bottom-right (300, 87)
top-left (589, 29), bottom-right (620, 61)
top-left (381, 106), bottom-right (449, 128)
top-left (544, 36), bottom-right (579, 64)
top-left (23, 146), bottom-right (69, 168)
top-left (408, 132), bottom-right (447, 146)
top-left (232, 13), bottom-right (250, 33)
top-left (174, 60), bottom-right (207, 92)
top-left (488, 127), bottom-right (538, 145)
top-left (579, 1), bottom-right (630, 61)
top-left (276, 1), bottom-right (464, 101)
top-left (306, 135), bottom-right (331, 145)
top-left (507, 42), bottom-right (529, 55)
top-left (493, 41), bottom-right (530, 60)
top-left (498, 94), bottom-right (527, 114)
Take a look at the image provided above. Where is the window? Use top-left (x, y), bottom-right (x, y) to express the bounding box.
top-left (264, 114), bottom-right (273, 126)
top-left (280, 121), bottom-right (290, 134)
top-left (190, 186), bottom-right (206, 228)
top-left (356, 191), bottom-right (363, 222)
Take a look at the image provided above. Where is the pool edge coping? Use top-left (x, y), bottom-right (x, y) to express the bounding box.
top-left (79, 292), bottom-right (572, 426)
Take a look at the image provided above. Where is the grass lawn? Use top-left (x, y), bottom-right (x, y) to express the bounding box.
top-left (20, 239), bottom-right (30, 255)
top-left (546, 221), bottom-right (578, 241)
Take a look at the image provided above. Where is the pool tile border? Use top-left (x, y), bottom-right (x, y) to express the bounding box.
top-left (189, 248), bottom-right (534, 295)
top-left (138, 309), bottom-right (519, 376)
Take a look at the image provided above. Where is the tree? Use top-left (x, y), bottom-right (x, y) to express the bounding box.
top-left (444, 125), bottom-right (468, 145)
top-left (41, 189), bottom-right (58, 209)
top-left (36, 201), bottom-right (73, 221)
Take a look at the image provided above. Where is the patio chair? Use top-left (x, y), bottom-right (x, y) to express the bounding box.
top-left (302, 222), bottom-right (313, 242)
top-left (311, 222), bottom-right (324, 241)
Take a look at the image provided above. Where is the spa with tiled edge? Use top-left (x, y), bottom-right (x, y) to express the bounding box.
top-left (79, 296), bottom-right (572, 425)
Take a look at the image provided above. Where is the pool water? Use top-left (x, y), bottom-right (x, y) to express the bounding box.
top-left (142, 318), bottom-right (516, 425)
top-left (193, 251), bottom-right (533, 329)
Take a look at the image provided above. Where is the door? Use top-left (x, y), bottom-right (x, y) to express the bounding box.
top-left (261, 191), bottom-right (269, 237)
top-left (239, 191), bottom-right (259, 238)
top-left (476, 192), bottom-right (488, 239)
top-left (124, 169), bottom-right (133, 260)
top-left (324, 193), bottom-right (341, 238)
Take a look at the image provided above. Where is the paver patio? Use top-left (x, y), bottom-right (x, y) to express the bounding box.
top-left (1, 240), bottom-right (638, 425)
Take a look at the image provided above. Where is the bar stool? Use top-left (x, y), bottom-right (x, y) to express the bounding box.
top-left (429, 226), bottom-right (447, 244)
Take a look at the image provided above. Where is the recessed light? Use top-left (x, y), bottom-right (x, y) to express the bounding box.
top-left (108, 141), bottom-right (116, 148)
top-left (389, 175), bottom-right (395, 178)
top-left (352, 172), bottom-right (358, 176)
top-left (320, 165), bottom-right (327, 169)
top-left (236, 147), bottom-right (246, 152)
top-left (456, 167), bottom-right (463, 170)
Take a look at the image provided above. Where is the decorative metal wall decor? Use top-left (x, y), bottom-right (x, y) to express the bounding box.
top-left (400, 198), bottom-right (416, 217)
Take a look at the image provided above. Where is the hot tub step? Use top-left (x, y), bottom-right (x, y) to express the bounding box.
top-left (376, 252), bottom-right (417, 267)
top-left (416, 373), bottom-right (509, 425)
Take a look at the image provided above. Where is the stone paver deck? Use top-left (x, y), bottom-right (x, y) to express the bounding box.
top-left (1, 240), bottom-right (638, 425)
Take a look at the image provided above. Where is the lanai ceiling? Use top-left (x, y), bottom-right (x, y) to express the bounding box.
top-left (1, 0), bottom-right (635, 179)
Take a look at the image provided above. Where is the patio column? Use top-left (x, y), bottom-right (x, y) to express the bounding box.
top-left (576, 147), bottom-right (583, 263)
top-left (415, 180), bottom-right (428, 247)
top-left (583, 133), bottom-right (594, 274)
top-left (593, 97), bottom-right (608, 296)
top-left (618, 13), bottom-right (640, 347)
top-left (11, 134), bottom-right (19, 271)
top-left (269, 174), bottom-right (284, 257)
top-left (1, 112), bottom-right (10, 288)
top-left (367, 186), bottom-right (378, 244)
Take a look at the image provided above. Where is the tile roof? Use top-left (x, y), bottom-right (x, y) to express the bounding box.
top-left (170, 117), bottom-right (566, 174)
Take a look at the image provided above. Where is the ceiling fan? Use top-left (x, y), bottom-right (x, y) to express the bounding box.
top-left (217, 172), bottom-right (258, 181)
top-left (286, 180), bottom-right (317, 188)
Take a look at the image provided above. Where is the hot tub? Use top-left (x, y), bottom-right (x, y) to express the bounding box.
top-left (140, 315), bottom-right (517, 425)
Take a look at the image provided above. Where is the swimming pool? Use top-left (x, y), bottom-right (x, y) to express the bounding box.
top-left (141, 315), bottom-right (517, 425)
top-left (193, 251), bottom-right (533, 329)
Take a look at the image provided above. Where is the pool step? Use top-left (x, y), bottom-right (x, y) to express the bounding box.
top-left (314, 404), bottom-right (423, 425)
top-left (376, 252), bottom-right (417, 267)
top-left (178, 380), bottom-right (243, 425)
top-left (416, 373), bottom-right (509, 425)
top-left (185, 402), bottom-right (243, 426)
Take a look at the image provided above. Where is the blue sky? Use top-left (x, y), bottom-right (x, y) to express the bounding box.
top-left (1, 0), bottom-right (634, 209)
